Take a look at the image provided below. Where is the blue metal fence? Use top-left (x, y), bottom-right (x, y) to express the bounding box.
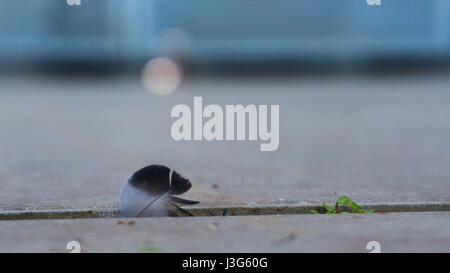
top-left (0, 0), bottom-right (448, 62)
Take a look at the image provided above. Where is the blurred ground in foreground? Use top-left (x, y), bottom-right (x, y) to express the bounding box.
top-left (1, 212), bottom-right (449, 252)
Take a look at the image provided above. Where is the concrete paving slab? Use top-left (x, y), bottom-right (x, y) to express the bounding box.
top-left (0, 212), bottom-right (449, 252)
top-left (0, 75), bottom-right (449, 210)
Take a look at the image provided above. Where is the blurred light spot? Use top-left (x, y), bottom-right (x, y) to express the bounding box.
top-left (141, 57), bottom-right (182, 96)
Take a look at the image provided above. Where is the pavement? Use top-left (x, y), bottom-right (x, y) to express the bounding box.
top-left (0, 74), bottom-right (449, 252)
top-left (0, 212), bottom-right (449, 252)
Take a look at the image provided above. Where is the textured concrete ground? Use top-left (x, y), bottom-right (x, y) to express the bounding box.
top-left (0, 74), bottom-right (449, 252)
top-left (0, 75), bottom-right (449, 211)
top-left (0, 212), bottom-right (449, 252)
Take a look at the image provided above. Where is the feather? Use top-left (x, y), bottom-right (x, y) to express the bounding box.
top-left (119, 164), bottom-right (200, 217)
top-left (163, 201), bottom-right (195, 217)
top-left (168, 196), bottom-right (200, 205)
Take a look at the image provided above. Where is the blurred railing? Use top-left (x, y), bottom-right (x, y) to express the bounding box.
top-left (0, 0), bottom-right (448, 64)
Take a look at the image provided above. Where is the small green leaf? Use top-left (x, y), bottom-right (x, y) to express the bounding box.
top-left (336, 195), bottom-right (353, 206)
top-left (361, 209), bottom-right (374, 213)
top-left (336, 195), bottom-right (364, 213)
top-left (313, 196), bottom-right (375, 215)
top-left (351, 202), bottom-right (361, 211)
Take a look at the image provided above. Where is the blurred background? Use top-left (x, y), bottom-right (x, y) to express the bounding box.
top-left (0, 0), bottom-right (449, 214)
top-left (1, 0), bottom-right (449, 73)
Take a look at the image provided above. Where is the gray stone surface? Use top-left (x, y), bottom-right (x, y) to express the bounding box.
top-left (0, 75), bottom-right (449, 211)
top-left (0, 212), bottom-right (449, 252)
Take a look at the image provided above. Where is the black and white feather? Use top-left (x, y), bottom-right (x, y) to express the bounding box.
top-left (119, 165), bottom-right (199, 217)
